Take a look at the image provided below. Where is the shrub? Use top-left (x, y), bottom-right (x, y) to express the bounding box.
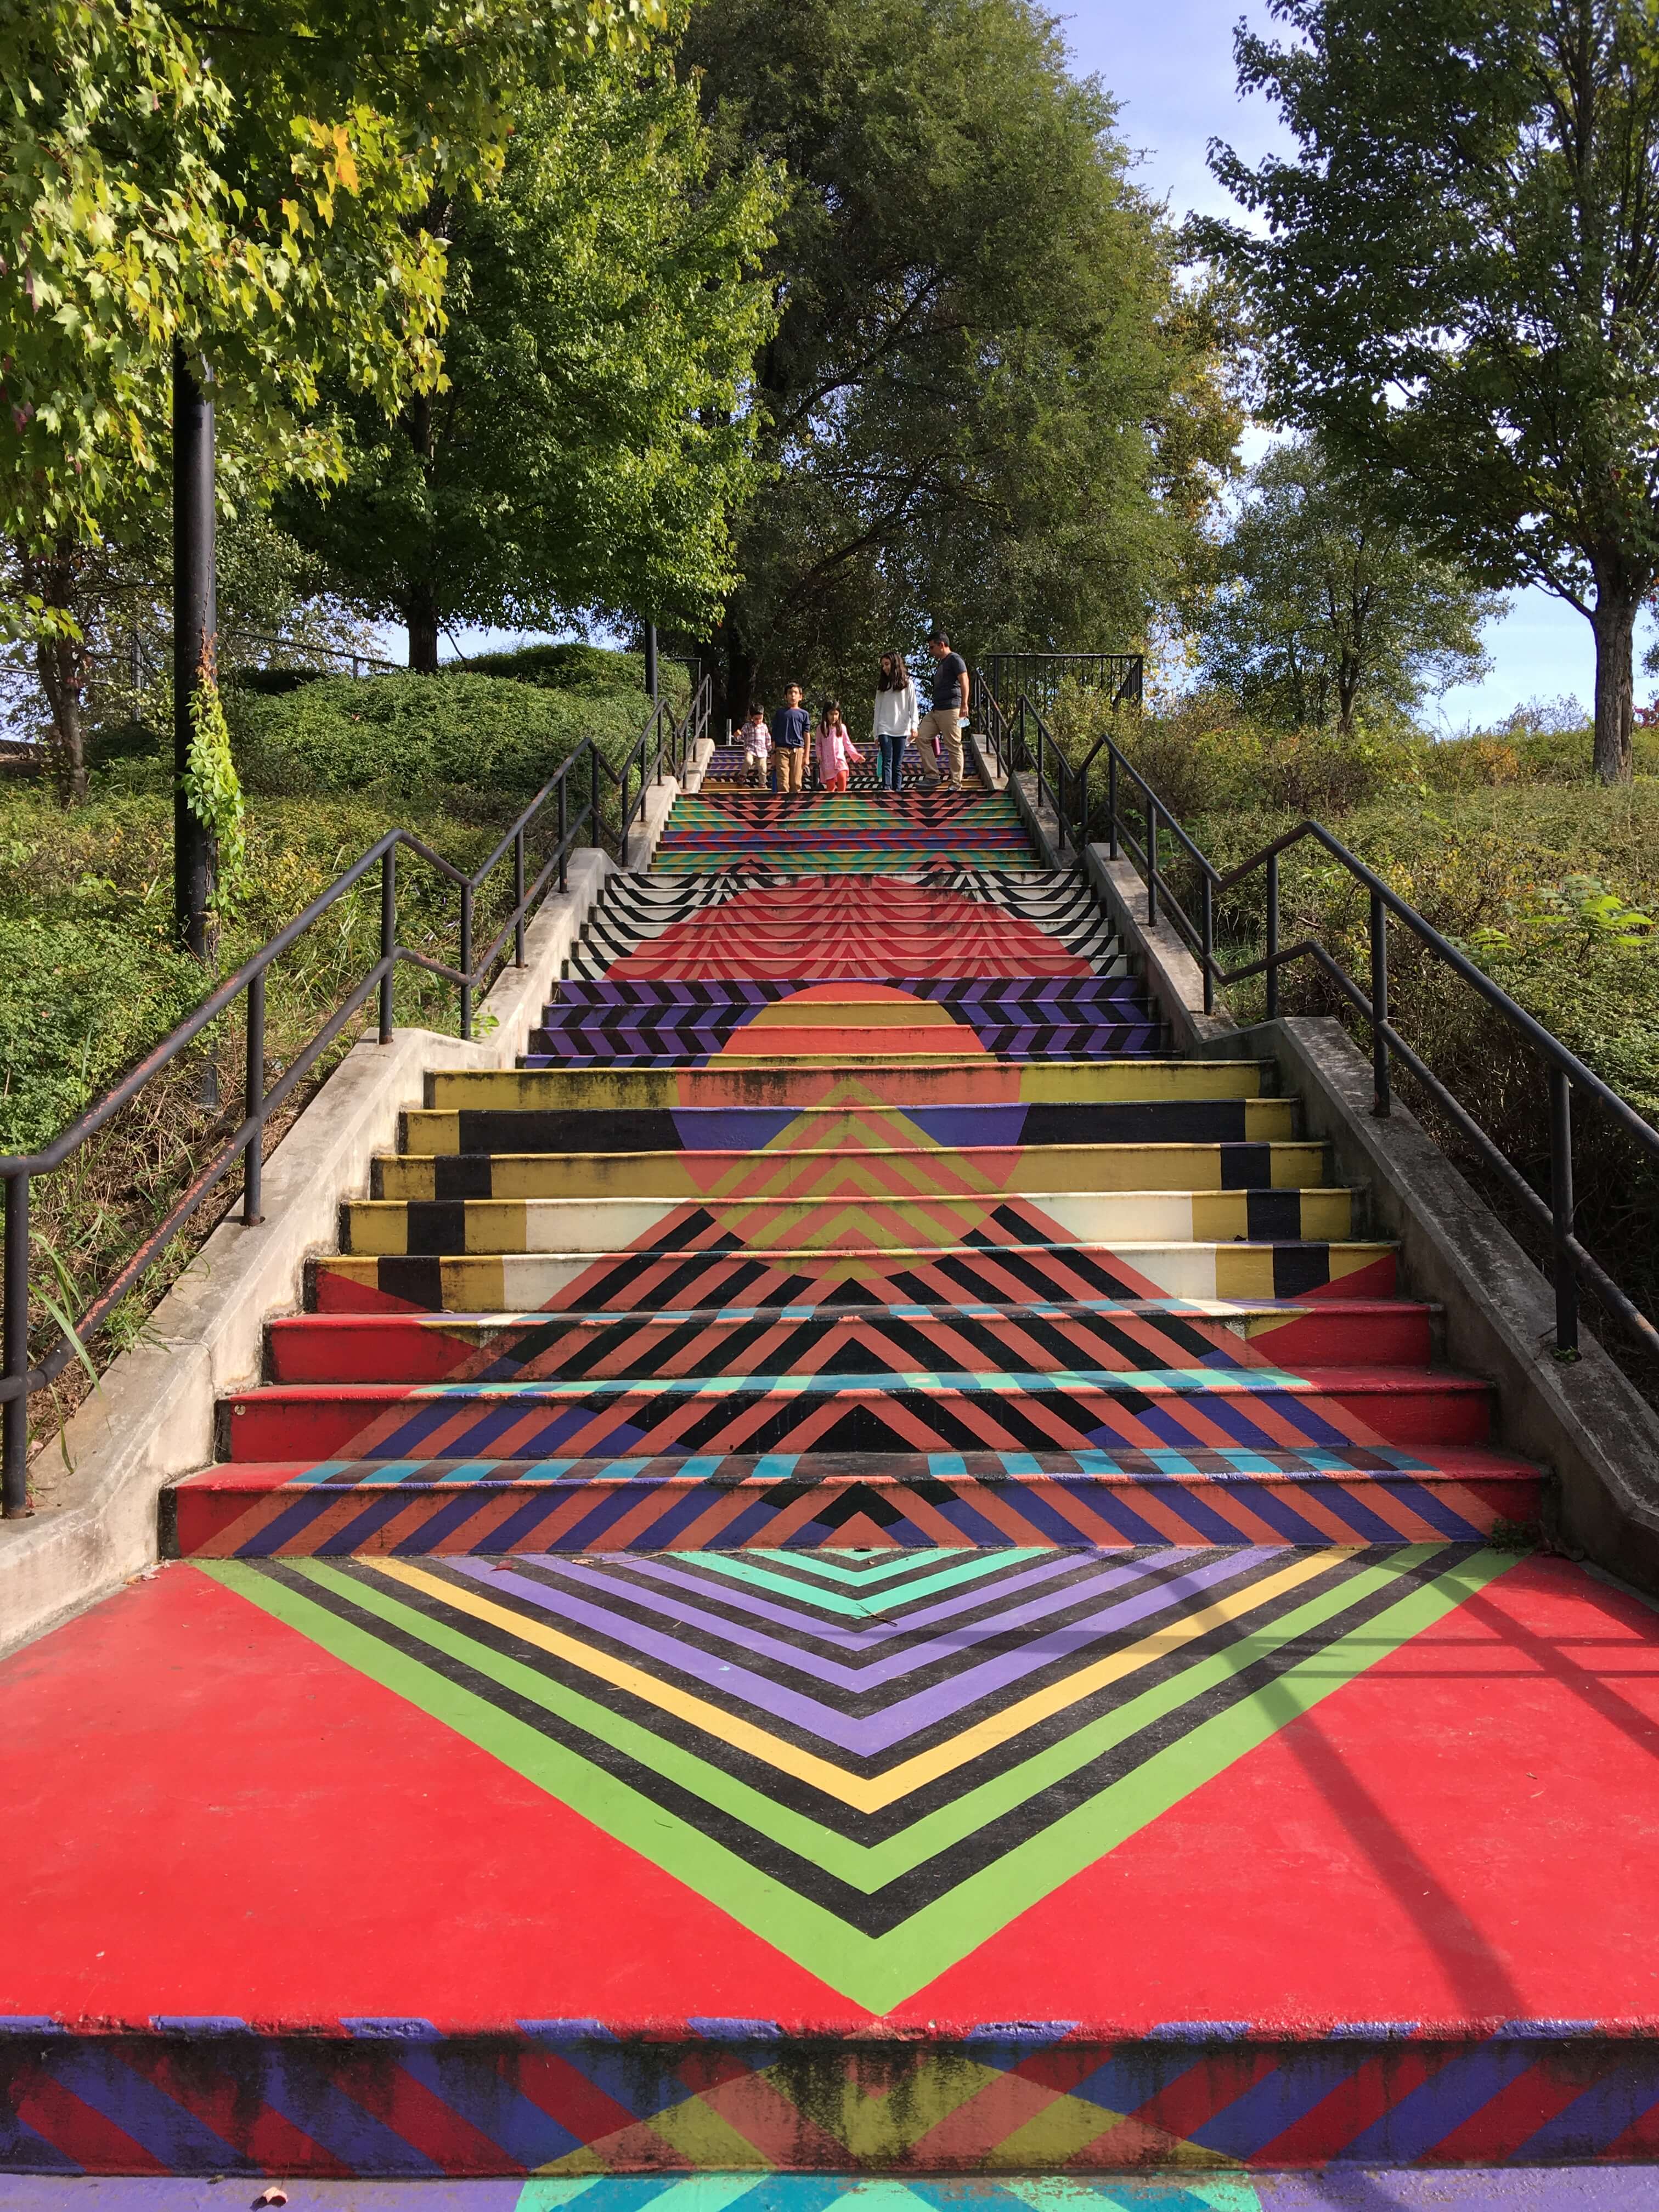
top-left (230, 669), bottom-right (652, 809)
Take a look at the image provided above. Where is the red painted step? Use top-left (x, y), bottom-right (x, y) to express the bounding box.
top-left (267, 1299), bottom-right (1437, 1383)
top-left (221, 1365), bottom-right (1495, 1463)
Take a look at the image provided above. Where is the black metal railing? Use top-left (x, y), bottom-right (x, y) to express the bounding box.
top-left (1044, 701), bottom-right (1659, 1369)
top-left (975, 686), bottom-right (1118, 865)
top-left (0, 675), bottom-right (712, 1515)
top-left (982, 651), bottom-right (1143, 715)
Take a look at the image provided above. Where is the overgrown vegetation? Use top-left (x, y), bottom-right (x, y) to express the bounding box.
top-left (3, 648), bottom-right (658, 1482)
top-left (1057, 685), bottom-right (1659, 1390)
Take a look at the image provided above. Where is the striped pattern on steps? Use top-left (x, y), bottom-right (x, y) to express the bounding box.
top-left (174, 803), bottom-right (1542, 1559)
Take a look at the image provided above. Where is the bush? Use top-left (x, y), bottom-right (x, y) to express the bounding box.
top-left (230, 668), bottom-right (653, 809)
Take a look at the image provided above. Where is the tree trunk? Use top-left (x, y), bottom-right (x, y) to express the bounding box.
top-left (1590, 583), bottom-right (1637, 785)
top-left (34, 634), bottom-right (88, 806)
top-left (407, 584), bottom-right (441, 675)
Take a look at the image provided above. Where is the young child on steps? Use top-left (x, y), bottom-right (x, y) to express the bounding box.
top-left (740, 703), bottom-right (771, 787)
top-left (813, 701), bottom-right (861, 792)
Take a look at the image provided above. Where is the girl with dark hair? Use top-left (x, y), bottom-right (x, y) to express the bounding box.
top-left (813, 700), bottom-right (861, 792)
top-left (871, 651), bottom-right (919, 792)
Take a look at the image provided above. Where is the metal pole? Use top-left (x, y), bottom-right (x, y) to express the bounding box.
top-left (379, 847), bottom-right (396, 1043)
top-left (1201, 875), bottom-right (1215, 1016)
top-left (558, 776), bottom-right (568, 894)
top-left (242, 969), bottom-right (265, 1226)
top-left (1107, 752), bottom-right (1119, 860)
top-left (1265, 851), bottom-right (1280, 1021)
top-left (644, 622), bottom-right (658, 702)
top-left (515, 827), bottom-right (527, 965)
top-left (172, 344), bottom-right (216, 961)
top-left (1146, 796), bottom-right (1158, 926)
top-left (591, 744), bottom-right (602, 860)
top-left (1370, 890), bottom-right (1390, 1117)
top-left (3, 1171), bottom-right (29, 1517)
top-left (459, 882), bottom-right (474, 1042)
top-left (1549, 1066), bottom-right (1579, 1357)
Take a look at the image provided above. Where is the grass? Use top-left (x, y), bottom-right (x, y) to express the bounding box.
top-left (1052, 689), bottom-right (1659, 1397)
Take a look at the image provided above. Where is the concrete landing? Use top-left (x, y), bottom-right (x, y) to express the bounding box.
top-left (8, 1549), bottom-right (1659, 2172)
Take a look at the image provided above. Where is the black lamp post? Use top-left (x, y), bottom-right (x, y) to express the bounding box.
top-left (644, 620), bottom-right (658, 702)
top-left (172, 343), bottom-right (216, 958)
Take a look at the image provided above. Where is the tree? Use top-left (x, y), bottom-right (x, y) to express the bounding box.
top-left (1206, 0), bottom-right (1659, 785)
top-left (0, 0), bottom-right (667, 634)
top-left (678, 0), bottom-right (1242, 718)
top-left (1200, 440), bottom-right (1498, 732)
top-left (281, 46), bottom-right (779, 671)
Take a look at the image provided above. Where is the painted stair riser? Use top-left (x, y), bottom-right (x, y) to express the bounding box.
top-left (9, 2023), bottom-right (1659, 2175)
top-left (314, 1241), bottom-right (1400, 1311)
top-left (222, 1368), bottom-right (1494, 1462)
top-left (516, 1029), bottom-right (1171, 1065)
top-left (544, 980), bottom-right (1153, 1007)
top-left (268, 1300), bottom-right (1435, 1382)
top-left (425, 1061), bottom-right (1274, 1110)
top-left (169, 1458), bottom-right (1543, 1557)
top-left (651, 855), bottom-right (1047, 876)
top-left (342, 1190), bottom-right (1359, 1256)
top-left (401, 1098), bottom-right (1295, 1156)
top-left (370, 1143), bottom-right (1330, 1204)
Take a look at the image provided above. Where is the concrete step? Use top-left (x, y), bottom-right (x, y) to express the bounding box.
top-left (314, 1237), bottom-right (1398, 1311)
top-left (168, 1440), bottom-right (1542, 1556)
top-left (220, 1363), bottom-right (1495, 1463)
top-left (401, 1096), bottom-right (1297, 1157)
top-left (270, 1296), bottom-right (1436, 1381)
top-left (423, 1059), bottom-right (1275, 1112)
top-left (368, 1140), bottom-right (1330, 1203)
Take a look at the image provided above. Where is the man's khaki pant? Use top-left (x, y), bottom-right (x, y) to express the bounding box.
top-left (916, 708), bottom-right (963, 786)
top-left (775, 743), bottom-right (805, 793)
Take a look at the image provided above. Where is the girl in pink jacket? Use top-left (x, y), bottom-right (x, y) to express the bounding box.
top-left (813, 702), bottom-right (861, 792)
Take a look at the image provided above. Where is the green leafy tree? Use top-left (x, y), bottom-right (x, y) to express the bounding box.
top-left (679, 0), bottom-right (1242, 715)
top-left (0, 0), bottom-right (667, 636)
top-left (281, 45), bottom-right (779, 671)
top-left (1206, 0), bottom-right (1659, 785)
top-left (1200, 439), bottom-right (1498, 732)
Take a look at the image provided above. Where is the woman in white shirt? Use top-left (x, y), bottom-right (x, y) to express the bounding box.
top-left (871, 652), bottom-right (919, 792)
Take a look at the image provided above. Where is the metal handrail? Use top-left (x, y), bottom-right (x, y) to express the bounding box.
top-left (983, 651), bottom-right (1143, 713)
top-left (1039, 702), bottom-right (1659, 1369)
top-left (0, 674), bottom-right (712, 1513)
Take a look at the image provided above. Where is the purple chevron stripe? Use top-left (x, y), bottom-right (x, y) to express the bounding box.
top-left (442, 1545), bottom-right (1277, 1750)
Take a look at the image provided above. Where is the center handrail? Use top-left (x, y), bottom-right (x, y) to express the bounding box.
top-left (0, 672), bottom-right (713, 1515)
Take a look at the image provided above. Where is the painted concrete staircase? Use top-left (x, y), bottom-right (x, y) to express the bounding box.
top-left (18, 779), bottom-right (1659, 2182)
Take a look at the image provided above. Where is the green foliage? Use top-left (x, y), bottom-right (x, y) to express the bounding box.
top-left (182, 661), bottom-right (249, 912)
top-left (1199, 439), bottom-right (1499, 732)
top-left (281, 44), bottom-right (780, 666)
top-left (230, 669), bottom-right (650, 804)
top-left (681, 0), bottom-right (1243, 709)
top-left (460, 642), bottom-right (682, 701)
top-left (0, 0), bottom-right (668, 630)
top-left (1204, 0), bottom-right (1659, 784)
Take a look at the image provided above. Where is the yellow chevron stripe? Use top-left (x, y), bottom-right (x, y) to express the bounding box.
top-left (370, 1549), bottom-right (1345, 1814)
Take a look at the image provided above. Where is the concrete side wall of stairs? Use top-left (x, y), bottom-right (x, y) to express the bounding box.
top-left (1087, 837), bottom-right (1659, 1591)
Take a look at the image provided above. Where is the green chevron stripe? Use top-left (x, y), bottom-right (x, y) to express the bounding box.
top-left (682, 1547), bottom-right (1049, 1612)
top-left (201, 1547), bottom-right (1515, 2013)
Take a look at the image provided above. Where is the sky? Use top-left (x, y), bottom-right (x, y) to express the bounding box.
top-left (1057, 0), bottom-right (1615, 731)
top-left (442, 0), bottom-right (1629, 728)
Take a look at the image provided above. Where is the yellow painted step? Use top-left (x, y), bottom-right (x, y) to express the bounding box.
top-left (375, 1138), bottom-right (1327, 1203)
top-left (342, 1187), bottom-right (1357, 1255)
top-left (426, 1060), bottom-right (1271, 1112)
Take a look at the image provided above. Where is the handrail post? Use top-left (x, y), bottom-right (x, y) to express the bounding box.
top-left (459, 881), bottom-right (475, 1042)
top-left (1369, 889), bottom-right (1390, 1116)
top-left (1107, 751), bottom-right (1119, 860)
top-left (558, 776), bottom-right (569, 895)
top-left (379, 845), bottom-right (396, 1043)
top-left (1549, 1067), bottom-right (1579, 1357)
top-left (241, 969), bottom-right (265, 1225)
top-left (3, 1169), bottom-right (29, 1517)
top-left (514, 828), bottom-right (527, 966)
top-left (1201, 874), bottom-right (1215, 1015)
top-left (1265, 850), bottom-right (1280, 1020)
top-left (591, 745), bottom-right (602, 861)
top-left (1146, 795), bottom-right (1158, 926)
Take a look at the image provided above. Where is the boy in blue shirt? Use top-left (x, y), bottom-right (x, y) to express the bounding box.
top-left (773, 682), bottom-right (810, 793)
